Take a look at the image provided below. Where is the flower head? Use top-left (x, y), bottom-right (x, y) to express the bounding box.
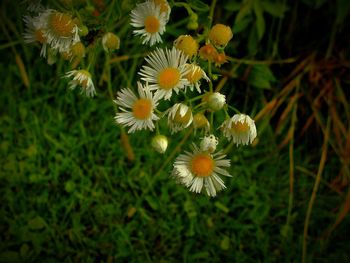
top-left (130, 1), bottom-right (167, 46)
top-left (200, 134), bottom-right (218, 153)
top-left (174, 35), bottom-right (198, 58)
top-left (207, 92), bottom-right (226, 111)
top-left (65, 69), bottom-right (96, 97)
top-left (199, 43), bottom-right (218, 62)
top-left (193, 113), bottom-right (210, 131)
top-left (167, 103), bottom-right (193, 133)
top-left (23, 14), bottom-right (48, 57)
top-left (171, 144), bottom-right (231, 197)
top-left (208, 24), bottom-right (233, 48)
top-left (214, 52), bottom-right (228, 67)
top-left (139, 47), bottom-right (189, 100)
top-left (184, 63), bottom-right (209, 93)
top-left (151, 134), bottom-right (168, 153)
top-left (220, 114), bottom-right (257, 145)
top-left (43, 10), bottom-right (80, 53)
top-left (102, 32), bottom-right (120, 52)
top-left (114, 82), bottom-right (160, 133)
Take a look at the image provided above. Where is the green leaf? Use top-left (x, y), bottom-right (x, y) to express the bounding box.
top-left (248, 64), bottom-right (276, 89)
top-left (248, 26), bottom-right (258, 55)
top-left (215, 201), bottom-right (229, 213)
top-left (64, 180), bottom-right (76, 193)
top-left (28, 216), bottom-right (46, 230)
top-left (336, 0), bottom-right (350, 25)
top-left (145, 195), bottom-right (159, 210)
top-left (220, 235), bottom-right (230, 250)
top-left (188, 0), bottom-right (210, 12)
top-left (233, 15), bottom-right (253, 34)
top-left (0, 251), bottom-right (20, 263)
top-left (224, 1), bottom-right (241, 11)
top-left (254, 0), bottom-right (265, 40)
top-left (261, 1), bottom-right (288, 18)
top-left (301, 0), bottom-right (327, 9)
top-left (235, 0), bottom-right (253, 23)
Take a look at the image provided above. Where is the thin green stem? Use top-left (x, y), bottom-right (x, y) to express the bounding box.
top-left (208, 0), bottom-right (217, 28)
top-left (227, 56), bottom-right (296, 65)
top-left (105, 53), bottom-right (114, 100)
top-left (208, 62), bottom-right (213, 92)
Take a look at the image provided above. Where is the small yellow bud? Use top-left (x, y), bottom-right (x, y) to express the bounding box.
top-left (102, 32), bottom-right (120, 52)
top-left (214, 52), bottom-right (228, 67)
top-left (187, 21), bottom-right (199, 30)
top-left (208, 24), bottom-right (233, 47)
top-left (71, 42), bottom-right (85, 58)
top-left (199, 44), bottom-right (218, 62)
top-left (79, 25), bottom-right (89, 37)
top-left (174, 35), bottom-right (198, 58)
top-left (193, 113), bottom-right (209, 130)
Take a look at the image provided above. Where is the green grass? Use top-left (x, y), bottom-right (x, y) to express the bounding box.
top-left (1, 0), bottom-right (350, 262)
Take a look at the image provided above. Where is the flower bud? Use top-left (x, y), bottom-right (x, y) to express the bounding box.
top-left (208, 24), bottom-right (233, 47)
top-left (200, 135), bottom-right (218, 153)
top-left (102, 32), bottom-right (120, 52)
top-left (193, 113), bottom-right (210, 130)
top-left (207, 92), bottom-right (226, 111)
top-left (174, 35), bottom-right (198, 58)
top-left (151, 135), bottom-right (168, 154)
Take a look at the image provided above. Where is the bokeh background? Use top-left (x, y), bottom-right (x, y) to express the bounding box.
top-left (1, 0), bottom-right (349, 262)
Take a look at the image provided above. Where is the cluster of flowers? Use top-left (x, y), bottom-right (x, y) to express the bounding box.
top-left (23, 0), bottom-right (257, 197)
top-left (112, 0), bottom-right (257, 197)
top-left (23, 0), bottom-right (120, 97)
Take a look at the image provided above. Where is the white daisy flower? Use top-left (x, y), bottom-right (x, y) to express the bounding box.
top-left (200, 134), bottom-right (218, 153)
top-left (41, 9), bottom-right (80, 53)
top-left (171, 144), bottom-right (232, 197)
top-left (65, 69), bottom-right (96, 97)
top-left (130, 1), bottom-right (167, 46)
top-left (220, 114), bottom-right (257, 145)
top-left (114, 82), bottom-right (160, 133)
top-left (23, 14), bottom-right (48, 57)
top-left (167, 103), bottom-right (193, 134)
top-left (139, 47), bottom-right (189, 100)
top-left (184, 63), bottom-right (210, 93)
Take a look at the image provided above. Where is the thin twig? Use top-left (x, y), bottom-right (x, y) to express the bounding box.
top-left (302, 116), bottom-right (331, 263)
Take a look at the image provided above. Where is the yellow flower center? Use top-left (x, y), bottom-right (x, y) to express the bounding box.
top-left (231, 121), bottom-right (249, 133)
top-left (49, 12), bottom-right (75, 38)
top-left (158, 68), bottom-right (180, 90)
top-left (132, 98), bottom-right (152, 120)
top-left (144, 16), bottom-right (160, 33)
top-left (191, 154), bottom-right (214, 177)
top-left (173, 106), bottom-right (192, 124)
top-left (185, 66), bottom-right (203, 84)
top-left (35, 29), bottom-right (46, 44)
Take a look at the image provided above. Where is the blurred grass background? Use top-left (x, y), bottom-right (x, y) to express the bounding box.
top-left (0, 0), bottom-right (350, 262)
